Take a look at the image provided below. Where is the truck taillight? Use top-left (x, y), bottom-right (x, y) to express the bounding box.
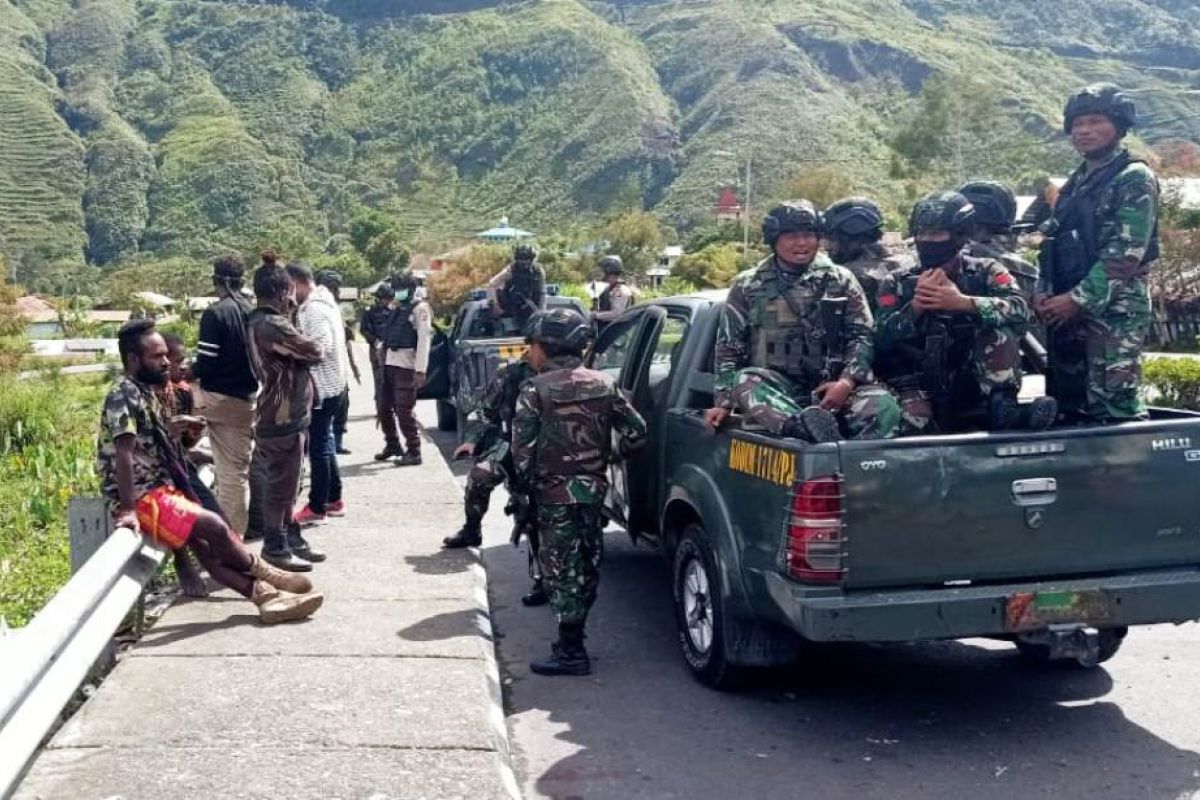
top-left (785, 475), bottom-right (846, 583)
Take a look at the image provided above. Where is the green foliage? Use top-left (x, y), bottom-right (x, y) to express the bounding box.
top-left (673, 243), bottom-right (740, 289)
top-left (773, 166), bottom-right (855, 212)
top-left (600, 211), bottom-right (667, 277)
top-left (0, 374), bottom-right (105, 627)
top-left (426, 245), bottom-right (510, 318)
top-left (1144, 357), bottom-right (1200, 411)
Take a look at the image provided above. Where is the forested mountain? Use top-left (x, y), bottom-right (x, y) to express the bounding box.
top-left (1, 0), bottom-right (1197, 283)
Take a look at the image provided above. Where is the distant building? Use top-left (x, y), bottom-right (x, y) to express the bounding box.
top-left (713, 187), bottom-right (743, 222)
top-left (476, 216), bottom-right (534, 243)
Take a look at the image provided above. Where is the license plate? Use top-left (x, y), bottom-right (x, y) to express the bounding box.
top-left (1004, 590), bottom-right (1116, 633)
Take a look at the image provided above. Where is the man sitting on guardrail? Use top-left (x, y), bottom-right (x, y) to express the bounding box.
top-left (97, 319), bottom-right (325, 624)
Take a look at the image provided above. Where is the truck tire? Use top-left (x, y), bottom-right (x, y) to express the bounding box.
top-left (673, 524), bottom-right (745, 690)
top-left (1015, 626), bottom-right (1127, 668)
top-left (436, 399), bottom-right (457, 432)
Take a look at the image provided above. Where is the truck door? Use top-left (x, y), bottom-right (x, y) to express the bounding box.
top-left (587, 305), bottom-right (667, 535)
top-left (417, 325), bottom-right (451, 401)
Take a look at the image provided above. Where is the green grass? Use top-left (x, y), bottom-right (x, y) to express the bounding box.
top-left (0, 373), bottom-right (106, 627)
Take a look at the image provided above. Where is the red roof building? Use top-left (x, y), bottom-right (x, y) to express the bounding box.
top-left (714, 186), bottom-right (743, 222)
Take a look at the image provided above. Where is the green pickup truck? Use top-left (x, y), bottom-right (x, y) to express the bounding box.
top-left (591, 291), bottom-right (1200, 688)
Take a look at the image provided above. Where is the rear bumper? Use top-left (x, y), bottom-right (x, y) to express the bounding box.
top-left (767, 568), bottom-right (1200, 642)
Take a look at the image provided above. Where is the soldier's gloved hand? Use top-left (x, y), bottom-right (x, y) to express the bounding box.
top-left (814, 379), bottom-right (854, 412)
top-left (1039, 294), bottom-right (1082, 327)
top-left (703, 407), bottom-right (730, 431)
top-left (453, 442), bottom-right (475, 460)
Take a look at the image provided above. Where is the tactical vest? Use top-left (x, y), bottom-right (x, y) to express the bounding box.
top-left (531, 367), bottom-right (613, 481)
top-left (749, 266), bottom-right (845, 388)
top-left (887, 263), bottom-right (990, 387)
top-left (1044, 150), bottom-right (1160, 294)
top-left (597, 283), bottom-right (618, 312)
top-left (502, 264), bottom-right (540, 317)
top-left (384, 301), bottom-right (418, 350)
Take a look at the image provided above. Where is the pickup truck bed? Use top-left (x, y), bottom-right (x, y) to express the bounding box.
top-left (592, 292), bottom-right (1200, 688)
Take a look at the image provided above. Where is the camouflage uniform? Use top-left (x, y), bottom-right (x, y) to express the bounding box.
top-left (1043, 149), bottom-right (1158, 421)
top-left (714, 254), bottom-right (900, 440)
top-left (838, 242), bottom-right (913, 316)
top-left (461, 358), bottom-right (537, 533)
top-left (875, 255), bottom-right (1030, 433)
top-left (966, 239), bottom-right (1040, 304)
top-left (512, 354), bottom-right (648, 627)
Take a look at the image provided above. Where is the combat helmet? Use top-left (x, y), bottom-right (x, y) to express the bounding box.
top-left (908, 191), bottom-right (976, 238)
top-left (514, 244), bottom-right (536, 263)
top-left (1063, 83), bottom-right (1137, 135)
top-left (598, 255), bottom-right (624, 276)
top-left (524, 308), bottom-right (592, 352)
top-left (958, 181), bottom-right (1017, 232)
top-left (762, 200), bottom-right (823, 248)
top-left (823, 197), bottom-right (885, 238)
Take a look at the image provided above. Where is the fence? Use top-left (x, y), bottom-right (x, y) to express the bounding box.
top-left (0, 523), bottom-right (165, 795)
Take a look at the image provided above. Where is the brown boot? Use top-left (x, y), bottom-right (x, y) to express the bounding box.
top-left (251, 580), bottom-right (325, 625)
top-left (249, 554), bottom-right (314, 594)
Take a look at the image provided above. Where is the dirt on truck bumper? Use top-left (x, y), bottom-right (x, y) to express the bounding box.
top-left (765, 568), bottom-right (1200, 642)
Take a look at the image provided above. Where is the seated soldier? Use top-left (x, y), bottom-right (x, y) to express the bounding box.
top-left (488, 244), bottom-right (546, 334)
top-left (875, 191), bottom-right (1058, 434)
top-left (703, 201), bottom-right (901, 442)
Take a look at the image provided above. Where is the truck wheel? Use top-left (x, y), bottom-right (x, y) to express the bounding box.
top-left (1015, 626), bottom-right (1128, 668)
top-left (436, 399), bottom-right (457, 432)
top-left (673, 524), bottom-right (744, 690)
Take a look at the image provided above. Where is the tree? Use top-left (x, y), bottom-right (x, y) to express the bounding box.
top-left (599, 211), bottom-right (666, 277)
top-left (672, 243), bottom-right (740, 289)
top-left (772, 166), bottom-right (854, 212)
top-left (426, 245), bottom-right (509, 318)
top-left (363, 229), bottom-right (411, 279)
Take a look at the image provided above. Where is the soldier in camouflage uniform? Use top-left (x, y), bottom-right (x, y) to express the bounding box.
top-left (512, 308), bottom-right (648, 676)
top-left (959, 180), bottom-right (1041, 302)
top-left (823, 196), bottom-right (913, 314)
top-left (442, 353), bottom-right (550, 606)
top-left (876, 191), bottom-right (1057, 434)
top-left (704, 201), bottom-right (901, 443)
top-left (1036, 83), bottom-right (1159, 422)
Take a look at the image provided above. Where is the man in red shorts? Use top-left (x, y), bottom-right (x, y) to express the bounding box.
top-left (98, 319), bottom-right (324, 624)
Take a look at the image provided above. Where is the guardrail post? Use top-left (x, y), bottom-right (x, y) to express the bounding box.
top-left (68, 498), bottom-right (111, 575)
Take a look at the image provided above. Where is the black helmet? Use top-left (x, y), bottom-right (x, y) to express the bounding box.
top-left (908, 191), bottom-right (976, 237)
top-left (390, 271), bottom-right (418, 291)
top-left (762, 200), bottom-right (823, 248)
top-left (598, 255), bottom-right (624, 276)
top-left (373, 282), bottom-right (395, 300)
top-left (1064, 83), bottom-right (1136, 135)
top-left (316, 270), bottom-right (343, 290)
top-left (524, 308), bottom-right (592, 351)
top-left (823, 197), bottom-right (884, 238)
top-left (514, 244), bottom-right (536, 263)
top-left (958, 180), bottom-right (1017, 231)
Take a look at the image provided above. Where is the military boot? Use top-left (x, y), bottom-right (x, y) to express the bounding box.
top-left (780, 406), bottom-right (840, 444)
top-left (395, 451), bottom-right (423, 467)
top-left (374, 442), bottom-right (403, 461)
top-left (530, 623), bottom-right (591, 676)
top-left (443, 526), bottom-right (482, 548)
top-left (521, 579), bottom-right (549, 607)
top-left (989, 389), bottom-right (1058, 432)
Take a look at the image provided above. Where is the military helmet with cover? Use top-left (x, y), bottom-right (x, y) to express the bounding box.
top-left (762, 200), bottom-right (823, 247)
top-left (823, 197), bottom-right (884, 238)
top-left (908, 191), bottom-right (976, 238)
top-left (524, 308), bottom-right (592, 351)
top-left (958, 180), bottom-right (1017, 232)
top-left (514, 244), bottom-right (536, 263)
top-left (1063, 83), bottom-right (1137, 135)
top-left (598, 255), bottom-right (624, 276)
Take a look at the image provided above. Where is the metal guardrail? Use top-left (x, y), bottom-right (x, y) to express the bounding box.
top-left (0, 526), bottom-right (165, 796)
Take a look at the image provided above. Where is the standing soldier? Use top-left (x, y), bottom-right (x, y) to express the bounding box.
top-left (360, 283), bottom-right (397, 459)
top-left (703, 201), bottom-right (901, 442)
top-left (512, 308), bottom-right (647, 676)
top-left (1036, 83), bottom-right (1159, 423)
top-left (823, 196), bottom-right (912, 312)
top-left (591, 255), bottom-right (638, 330)
top-left (380, 272), bottom-right (432, 466)
top-left (488, 244), bottom-right (546, 333)
top-left (875, 191), bottom-right (1057, 433)
top-left (443, 352), bottom-right (549, 606)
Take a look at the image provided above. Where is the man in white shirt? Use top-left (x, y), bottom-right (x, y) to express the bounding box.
top-left (381, 272), bottom-right (433, 466)
top-left (289, 264), bottom-right (349, 527)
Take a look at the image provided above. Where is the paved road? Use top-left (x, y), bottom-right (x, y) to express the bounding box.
top-left (423, 403), bottom-right (1200, 800)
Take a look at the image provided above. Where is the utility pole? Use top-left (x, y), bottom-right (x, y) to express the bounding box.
top-left (743, 156), bottom-right (753, 256)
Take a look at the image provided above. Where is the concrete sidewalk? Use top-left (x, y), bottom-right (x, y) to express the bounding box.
top-left (17, 388), bottom-right (516, 799)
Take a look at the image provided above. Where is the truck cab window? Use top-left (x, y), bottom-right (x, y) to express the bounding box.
top-left (644, 316), bottom-right (690, 413)
top-left (592, 316), bottom-right (640, 379)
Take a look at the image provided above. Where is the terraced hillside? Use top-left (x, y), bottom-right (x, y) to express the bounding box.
top-left (0, 0), bottom-right (1198, 280)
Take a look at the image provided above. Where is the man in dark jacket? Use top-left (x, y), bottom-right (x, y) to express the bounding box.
top-left (246, 258), bottom-right (326, 571)
top-left (192, 256), bottom-right (258, 536)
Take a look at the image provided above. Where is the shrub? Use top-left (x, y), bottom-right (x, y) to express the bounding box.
top-left (1143, 357), bottom-right (1200, 410)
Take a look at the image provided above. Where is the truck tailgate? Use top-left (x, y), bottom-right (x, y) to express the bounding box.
top-left (837, 420), bottom-right (1200, 590)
